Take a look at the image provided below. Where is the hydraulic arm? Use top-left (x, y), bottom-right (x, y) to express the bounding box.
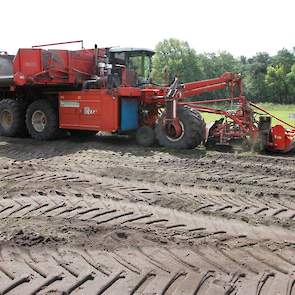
top-left (181, 72), bottom-right (242, 98)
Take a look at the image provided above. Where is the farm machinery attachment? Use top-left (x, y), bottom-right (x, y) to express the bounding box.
top-left (163, 72), bottom-right (295, 153)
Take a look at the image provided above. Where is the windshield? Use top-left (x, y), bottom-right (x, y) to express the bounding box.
top-left (128, 53), bottom-right (152, 84)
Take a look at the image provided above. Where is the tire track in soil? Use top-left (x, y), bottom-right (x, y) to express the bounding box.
top-left (1, 165), bottom-right (295, 230)
top-left (0, 196), bottom-right (295, 294)
top-left (0, 137), bottom-right (295, 294)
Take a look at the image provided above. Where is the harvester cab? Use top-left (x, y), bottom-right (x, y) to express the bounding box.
top-left (108, 48), bottom-right (154, 87)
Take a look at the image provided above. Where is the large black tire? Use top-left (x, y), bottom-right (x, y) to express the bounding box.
top-left (26, 99), bottom-right (60, 140)
top-left (0, 99), bottom-right (27, 137)
top-left (136, 125), bottom-right (155, 147)
top-left (155, 106), bottom-right (206, 149)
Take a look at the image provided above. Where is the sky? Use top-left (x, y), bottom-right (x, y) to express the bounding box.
top-left (1, 0), bottom-right (294, 57)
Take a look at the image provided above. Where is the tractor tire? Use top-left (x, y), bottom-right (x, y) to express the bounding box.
top-left (136, 125), bottom-right (155, 147)
top-left (26, 99), bottom-right (60, 140)
top-left (70, 130), bottom-right (97, 138)
top-left (155, 106), bottom-right (206, 149)
top-left (0, 99), bottom-right (27, 137)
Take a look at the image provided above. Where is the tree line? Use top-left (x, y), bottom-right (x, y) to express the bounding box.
top-left (151, 38), bottom-right (295, 104)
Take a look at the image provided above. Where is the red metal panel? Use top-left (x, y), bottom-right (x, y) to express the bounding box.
top-left (269, 125), bottom-right (294, 152)
top-left (12, 48), bottom-right (100, 86)
top-left (117, 87), bottom-right (142, 97)
top-left (13, 49), bottom-right (42, 76)
top-left (69, 49), bottom-right (96, 77)
top-left (59, 90), bottom-right (119, 132)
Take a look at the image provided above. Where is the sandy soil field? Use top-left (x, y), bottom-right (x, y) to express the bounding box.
top-left (0, 135), bottom-right (294, 294)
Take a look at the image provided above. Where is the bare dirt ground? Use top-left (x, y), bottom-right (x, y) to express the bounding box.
top-left (0, 135), bottom-right (294, 294)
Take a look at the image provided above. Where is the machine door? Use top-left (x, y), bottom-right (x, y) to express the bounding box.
top-left (59, 90), bottom-right (119, 132)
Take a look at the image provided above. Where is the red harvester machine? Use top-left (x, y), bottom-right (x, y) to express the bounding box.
top-left (0, 41), bottom-right (294, 152)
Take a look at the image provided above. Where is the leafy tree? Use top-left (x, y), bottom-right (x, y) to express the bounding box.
top-left (265, 65), bottom-right (289, 103)
top-left (242, 52), bottom-right (272, 101)
top-left (287, 64), bottom-right (295, 98)
top-left (272, 48), bottom-right (295, 72)
top-left (197, 52), bottom-right (241, 99)
top-left (240, 55), bottom-right (247, 65)
top-left (198, 51), bottom-right (240, 77)
top-left (152, 38), bottom-right (295, 103)
top-left (151, 38), bottom-right (203, 84)
top-left (247, 52), bottom-right (272, 75)
top-left (243, 73), bottom-right (265, 101)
